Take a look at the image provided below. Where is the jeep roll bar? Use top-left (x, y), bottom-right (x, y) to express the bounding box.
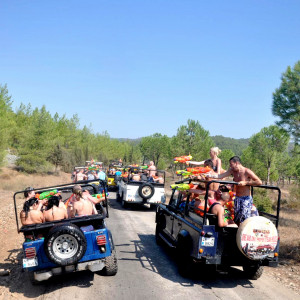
top-left (13, 179), bottom-right (109, 232)
top-left (171, 178), bottom-right (281, 228)
top-left (202, 180), bottom-right (281, 228)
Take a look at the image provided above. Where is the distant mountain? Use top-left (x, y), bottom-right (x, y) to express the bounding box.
top-left (211, 135), bottom-right (249, 156)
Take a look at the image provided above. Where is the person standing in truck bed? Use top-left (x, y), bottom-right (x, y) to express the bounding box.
top-left (208, 156), bottom-right (262, 225)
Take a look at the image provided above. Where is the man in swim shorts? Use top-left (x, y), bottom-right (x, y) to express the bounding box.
top-left (208, 156), bottom-right (262, 225)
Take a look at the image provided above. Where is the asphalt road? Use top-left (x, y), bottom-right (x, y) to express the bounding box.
top-left (18, 193), bottom-right (300, 300)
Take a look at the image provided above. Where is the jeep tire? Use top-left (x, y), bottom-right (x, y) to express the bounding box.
top-left (44, 223), bottom-right (87, 266)
top-left (243, 264), bottom-right (264, 280)
top-left (138, 183), bottom-right (155, 200)
top-left (100, 249), bottom-right (118, 276)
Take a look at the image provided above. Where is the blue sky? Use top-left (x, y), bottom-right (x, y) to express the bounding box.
top-left (1, 1), bottom-right (299, 139)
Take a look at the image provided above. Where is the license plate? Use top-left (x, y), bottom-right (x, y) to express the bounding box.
top-left (201, 237), bottom-right (215, 247)
top-left (23, 258), bottom-right (38, 268)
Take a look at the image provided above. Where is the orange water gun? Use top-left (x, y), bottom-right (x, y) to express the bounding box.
top-left (174, 155), bottom-right (192, 164)
top-left (186, 166), bottom-right (211, 174)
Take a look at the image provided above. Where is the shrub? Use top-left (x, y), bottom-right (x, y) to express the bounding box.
top-left (288, 185), bottom-right (300, 209)
top-left (253, 189), bottom-right (273, 213)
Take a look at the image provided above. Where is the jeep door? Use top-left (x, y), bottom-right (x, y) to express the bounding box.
top-left (163, 190), bottom-right (182, 241)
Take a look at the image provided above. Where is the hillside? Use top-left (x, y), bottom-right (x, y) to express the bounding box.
top-left (212, 135), bottom-right (249, 156)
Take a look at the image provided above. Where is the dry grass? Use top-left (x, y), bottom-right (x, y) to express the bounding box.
top-left (0, 167), bottom-right (71, 191)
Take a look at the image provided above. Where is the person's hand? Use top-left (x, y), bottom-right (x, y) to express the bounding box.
top-left (238, 181), bottom-right (247, 186)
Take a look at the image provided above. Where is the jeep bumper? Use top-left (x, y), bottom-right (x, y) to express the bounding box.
top-left (32, 259), bottom-right (105, 282)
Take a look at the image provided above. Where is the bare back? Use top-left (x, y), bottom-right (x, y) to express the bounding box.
top-left (43, 206), bottom-right (68, 222)
top-left (73, 198), bottom-right (95, 216)
top-left (20, 210), bottom-right (44, 226)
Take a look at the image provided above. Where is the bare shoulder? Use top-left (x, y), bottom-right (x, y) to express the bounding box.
top-left (245, 167), bottom-right (257, 176)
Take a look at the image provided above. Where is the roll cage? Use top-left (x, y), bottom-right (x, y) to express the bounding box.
top-left (170, 179), bottom-right (281, 228)
top-left (14, 179), bottom-right (109, 233)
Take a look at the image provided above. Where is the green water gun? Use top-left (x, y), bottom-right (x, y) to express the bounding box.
top-left (170, 183), bottom-right (194, 191)
top-left (37, 189), bottom-right (58, 200)
top-left (176, 170), bottom-right (192, 177)
top-left (140, 165), bottom-right (148, 169)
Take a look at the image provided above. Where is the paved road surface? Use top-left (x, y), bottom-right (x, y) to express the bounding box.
top-left (16, 193), bottom-right (300, 300)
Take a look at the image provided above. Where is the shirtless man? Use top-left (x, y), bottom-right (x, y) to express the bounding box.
top-left (76, 169), bottom-right (86, 182)
top-left (148, 161), bottom-right (157, 178)
top-left (20, 198), bottom-right (44, 226)
top-left (210, 156), bottom-right (262, 225)
top-left (69, 185), bottom-right (96, 218)
top-left (43, 196), bottom-right (68, 222)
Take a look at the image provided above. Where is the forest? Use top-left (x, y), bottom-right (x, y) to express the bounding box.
top-left (0, 61), bottom-right (300, 188)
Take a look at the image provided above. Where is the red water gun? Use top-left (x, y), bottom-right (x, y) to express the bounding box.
top-left (174, 155), bottom-right (192, 164)
top-left (186, 166), bottom-right (211, 174)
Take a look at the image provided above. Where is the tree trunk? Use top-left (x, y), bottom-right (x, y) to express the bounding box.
top-left (267, 167), bottom-right (270, 185)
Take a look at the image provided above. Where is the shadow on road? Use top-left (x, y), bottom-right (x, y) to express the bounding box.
top-left (116, 234), bottom-right (256, 290)
top-left (108, 193), bottom-right (157, 212)
top-left (1, 248), bottom-right (95, 298)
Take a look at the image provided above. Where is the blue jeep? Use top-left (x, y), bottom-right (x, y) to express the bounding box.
top-left (14, 180), bottom-right (117, 283)
top-left (156, 179), bottom-right (280, 279)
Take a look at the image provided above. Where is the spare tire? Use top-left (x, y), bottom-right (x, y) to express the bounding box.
top-left (236, 216), bottom-right (278, 260)
top-left (44, 223), bottom-right (87, 266)
top-left (138, 183), bottom-right (155, 200)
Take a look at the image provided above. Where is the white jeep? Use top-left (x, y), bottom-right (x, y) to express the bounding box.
top-left (116, 169), bottom-right (166, 209)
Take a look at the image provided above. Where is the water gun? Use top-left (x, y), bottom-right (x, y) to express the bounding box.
top-left (229, 191), bottom-right (236, 200)
top-left (176, 166), bottom-right (211, 177)
top-left (174, 155), bottom-right (192, 164)
top-left (224, 200), bottom-right (234, 221)
top-left (36, 189), bottom-right (59, 200)
top-left (88, 166), bottom-right (99, 170)
top-left (91, 191), bottom-right (109, 199)
top-left (170, 183), bottom-right (194, 191)
top-left (140, 165), bottom-right (148, 169)
top-left (176, 170), bottom-right (193, 177)
top-left (186, 166), bottom-right (211, 174)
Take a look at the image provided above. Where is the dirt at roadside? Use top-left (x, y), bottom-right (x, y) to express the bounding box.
top-left (0, 168), bottom-right (299, 298)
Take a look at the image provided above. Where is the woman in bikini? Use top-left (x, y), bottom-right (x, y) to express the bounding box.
top-left (43, 196), bottom-right (68, 222)
top-left (188, 147), bottom-right (223, 174)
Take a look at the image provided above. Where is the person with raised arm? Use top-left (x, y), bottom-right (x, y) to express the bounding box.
top-left (207, 156), bottom-right (262, 225)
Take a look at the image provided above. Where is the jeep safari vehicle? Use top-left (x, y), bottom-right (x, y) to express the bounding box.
top-left (155, 179), bottom-right (280, 279)
top-left (14, 180), bottom-right (117, 283)
top-left (116, 167), bottom-right (166, 209)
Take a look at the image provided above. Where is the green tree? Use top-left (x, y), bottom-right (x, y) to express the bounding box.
top-left (272, 61), bottom-right (300, 146)
top-left (173, 119), bottom-right (214, 161)
top-left (0, 84), bottom-right (15, 164)
top-left (247, 125), bottom-right (290, 184)
top-left (219, 149), bottom-right (235, 170)
top-left (140, 133), bottom-right (171, 167)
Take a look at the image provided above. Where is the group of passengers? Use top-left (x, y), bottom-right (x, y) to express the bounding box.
top-left (128, 161), bottom-right (164, 184)
top-left (179, 147), bottom-right (262, 227)
top-left (20, 185), bottom-right (101, 227)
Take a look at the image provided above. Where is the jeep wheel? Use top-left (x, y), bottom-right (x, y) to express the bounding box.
top-left (243, 264), bottom-right (264, 280)
top-left (116, 192), bottom-right (121, 202)
top-left (122, 199), bottom-right (128, 208)
top-left (176, 235), bottom-right (194, 277)
top-left (44, 223), bottom-right (87, 266)
top-left (138, 183), bottom-right (155, 200)
top-left (150, 204), bottom-right (157, 210)
top-left (101, 249), bottom-right (118, 276)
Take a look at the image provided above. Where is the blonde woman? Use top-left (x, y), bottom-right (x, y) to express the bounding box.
top-left (188, 147), bottom-right (223, 174)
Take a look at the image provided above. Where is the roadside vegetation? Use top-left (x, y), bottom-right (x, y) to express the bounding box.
top-left (0, 60), bottom-right (299, 262)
